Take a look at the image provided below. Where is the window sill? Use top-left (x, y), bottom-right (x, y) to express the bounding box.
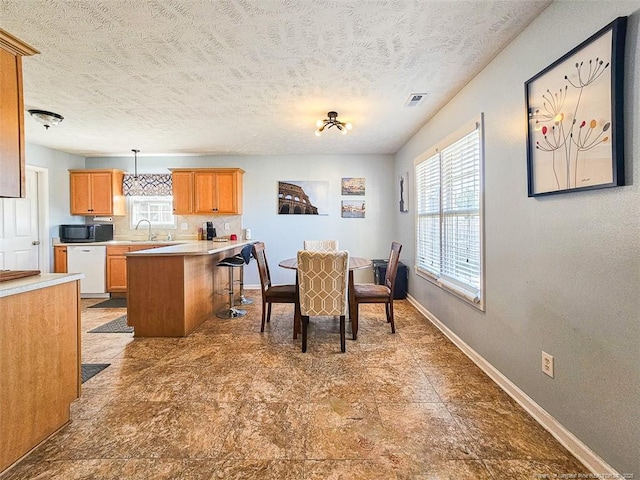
top-left (415, 267), bottom-right (484, 312)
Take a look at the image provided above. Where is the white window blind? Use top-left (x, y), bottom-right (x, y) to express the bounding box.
top-left (415, 118), bottom-right (483, 306)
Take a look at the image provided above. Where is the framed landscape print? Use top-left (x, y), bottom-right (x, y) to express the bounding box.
top-left (341, 177), bottom-right (365, 195)
top-left (525, 17), bottom-right (626, 197)
top-left (341, 200), bottom-right (365, 218)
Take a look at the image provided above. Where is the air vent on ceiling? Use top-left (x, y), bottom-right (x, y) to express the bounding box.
top-left (405, 93), bottom-right (427, 107)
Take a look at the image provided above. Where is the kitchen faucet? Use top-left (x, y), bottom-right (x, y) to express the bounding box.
top-left (135, 219), bottom-right (154, 240)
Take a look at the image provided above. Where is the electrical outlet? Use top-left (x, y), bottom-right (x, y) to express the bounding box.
top-left (224, 222), bottom-right (230, 231)
top-left (180, 223), bottom-right (188, 231)
top-left (542, 351), bottom-right (554, 378)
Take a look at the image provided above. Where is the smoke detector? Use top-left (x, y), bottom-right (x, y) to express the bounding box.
top-left (405, 93), bottom-right (427, 107)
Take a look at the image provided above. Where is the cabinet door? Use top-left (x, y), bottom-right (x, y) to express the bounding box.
top-left (89, 172), bottom-right (114, 215)
top-left (69, 173), bottom-right (92, 215)
top-left (106, 245), bottom-right (130, 292)
top-left (53, 246), bottom-right (67, 273)
top-left (193, 171), bottom-right (217, 213)
top-left (172, 171), bottom-right (193, 214)
top-left (0, 50), bottom-right (24, 198)
top-left (215, 171), bottom-right (239, 214)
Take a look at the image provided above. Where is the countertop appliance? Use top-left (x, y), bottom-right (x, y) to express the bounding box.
top-left (66, 245), bottom-right (108, 298)
top-left (205, 222), bottom-right (216, 240)
top-left (60, 224), bottom-right (114, 243)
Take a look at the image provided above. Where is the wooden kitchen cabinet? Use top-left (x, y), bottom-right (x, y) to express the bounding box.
top-left (170, 168), bottom-right (243, 215)
top-left (171, 170), bottom-right (194, 214)
top-left (0, 30), bottom-right (39, 198)
top-left (106, 244), bottom-right (164, 293)
top-left (69, 169), bottom-right (126, 216)
top-left (53, 245), bottom-right (68, 273)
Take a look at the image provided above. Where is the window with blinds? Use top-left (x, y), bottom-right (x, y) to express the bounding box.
top-left (415, 116), bottom-right (483, 308)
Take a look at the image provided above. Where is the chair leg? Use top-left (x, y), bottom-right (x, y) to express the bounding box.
top-left (267, 303), bottom-right (272, 323)
top-left (340, 315), bottom-right (346, 353)
top-left (352, 303), bottom-right (359, 341)
top-left (301, 315), bottom-right (309, 353)
top-left (388, 300), bottom-right (396, 334)
top-left (260, 299), bottom-right (267, 332)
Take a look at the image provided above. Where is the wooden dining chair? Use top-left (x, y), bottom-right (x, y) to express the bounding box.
top-left (303, 240), bottom-right (339, 252)
top-left (350, 242), bottom-right (402, 340)
top-left (252, 242), bottom-right (297, 332)
top-left (297, 249), bottom-right (350, 353)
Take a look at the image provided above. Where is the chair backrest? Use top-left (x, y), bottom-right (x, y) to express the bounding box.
top-left (384, 242), bottom-right (403, 292)
top-left (297, 250), bottom-right (349, 316)
top-left (252, 242), bottom-right (272, 293)
top-left (303, 240), bottom-right (339, 252)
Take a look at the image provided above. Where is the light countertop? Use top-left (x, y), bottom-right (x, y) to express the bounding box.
top-left (125, 239), bottom-right (254, 256)
top-left (0, 273), bottom-right (84, 299)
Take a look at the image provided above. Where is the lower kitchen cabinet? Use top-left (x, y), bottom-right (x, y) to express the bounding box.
top-left (106, 244), bottom-right (164, 293)
top-left (53, 246), bottom-right (68, 273)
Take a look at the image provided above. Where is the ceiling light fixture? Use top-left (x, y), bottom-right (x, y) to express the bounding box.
top-left (132, 149), bottom-right (140, 179)
top-left (315, 111), bottom-right (352, 136)
top-left (28, 109), bottom-right (64, 129)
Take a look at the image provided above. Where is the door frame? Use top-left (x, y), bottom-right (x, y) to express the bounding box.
top-left (26, 165), bottom-right (50, 273)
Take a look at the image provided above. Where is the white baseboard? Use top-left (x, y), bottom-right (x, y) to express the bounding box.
top-left (406, 294), bottom-right (620, 477)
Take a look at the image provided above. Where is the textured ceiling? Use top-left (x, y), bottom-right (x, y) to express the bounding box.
top-left (1, 0), bottom-right (550, 157)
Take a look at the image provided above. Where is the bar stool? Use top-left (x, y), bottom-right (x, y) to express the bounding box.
top-left (216, 254), bottom-right (247, 319)
top-left (215, 244), bottom-right (254, 318)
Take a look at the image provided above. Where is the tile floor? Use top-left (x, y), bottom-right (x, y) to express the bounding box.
top-left (2, 292), bottom-right (590, 479)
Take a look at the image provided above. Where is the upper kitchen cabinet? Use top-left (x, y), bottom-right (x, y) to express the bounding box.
top-left (0, 30), bottom-right (39, 198)
top-left (171, 168), bottom-right (244, 215)
top-left (69, 169), bottom-right (126, 216)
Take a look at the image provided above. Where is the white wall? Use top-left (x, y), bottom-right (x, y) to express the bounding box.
top-left (394, 1), bottom-right (640, 475)
top-left (25, 142), bottom-right (85, 260)
top-left (86, 154), bottom-right (396, 286)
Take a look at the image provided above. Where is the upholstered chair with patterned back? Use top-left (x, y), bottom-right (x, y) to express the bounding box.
top-left (297, 249), bottom-right (350, 353)
top-left (350, 242), bottom-right (402, 339)
top-left (303, 240), bottom-right (339, 252)
top-left (252, 242), bottom-right (297, 333)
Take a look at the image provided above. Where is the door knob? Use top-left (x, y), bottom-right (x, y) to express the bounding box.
top-left (32, 240), bottom-right (41, 245)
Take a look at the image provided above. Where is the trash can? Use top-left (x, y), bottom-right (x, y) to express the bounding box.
top-left (372, 259), bottom-right (408, 299)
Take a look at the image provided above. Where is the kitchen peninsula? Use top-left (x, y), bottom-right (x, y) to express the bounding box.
top-left (126, 240), bottom-right (253, 337)
top-left (0, 273), bottom-right (83, 474)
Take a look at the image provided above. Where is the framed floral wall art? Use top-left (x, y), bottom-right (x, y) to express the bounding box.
top-left (525, 17), bottom-right (626, 197)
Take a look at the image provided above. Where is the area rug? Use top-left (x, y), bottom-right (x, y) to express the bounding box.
top-left (81, 364), bottom-right (110, 383)
top-left (88, 315), bottom-right (134, 334)
top-left (89, 297), bottom-right (127, 308)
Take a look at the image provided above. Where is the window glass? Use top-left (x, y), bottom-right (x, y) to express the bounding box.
top-left (415, 116), bottom-right (484, 308)
top-left (128, 196), bottom-right (176, 229)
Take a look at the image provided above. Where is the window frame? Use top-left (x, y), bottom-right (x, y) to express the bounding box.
top-left (128, 195), bottom-right (177, 229)
top-left (414, 114), bottom-right (485, 311)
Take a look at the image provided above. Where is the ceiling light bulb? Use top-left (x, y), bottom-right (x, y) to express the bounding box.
top-left (315, 130), bottom-right (322, 137)
top-left (316, 119), bottom-right (324, 128)
top-left (346, 123), bottom-right (353, 130)
top-left (341, 128), bottom-right (347, 135)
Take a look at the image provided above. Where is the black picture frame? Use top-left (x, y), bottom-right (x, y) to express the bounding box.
top-left (525, 16), bottom-right (626, 197)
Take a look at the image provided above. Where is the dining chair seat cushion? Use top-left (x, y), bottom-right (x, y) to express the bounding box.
top-left (265, 284), bottom-right (297, 302)
top-left (354, 283), bottom-right (391, 302)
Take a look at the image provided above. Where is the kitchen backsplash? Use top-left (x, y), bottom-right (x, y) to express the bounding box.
top-left (112, 214), bottom-right (243, 241)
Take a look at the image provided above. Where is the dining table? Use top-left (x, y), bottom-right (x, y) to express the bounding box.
top-left (278, 256), bottom-right (372, 339)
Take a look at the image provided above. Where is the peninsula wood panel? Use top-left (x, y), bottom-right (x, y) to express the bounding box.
top-left (126, 247), bottom-right (241, 337)
top-left (0, 280), bottom-right (80, 473)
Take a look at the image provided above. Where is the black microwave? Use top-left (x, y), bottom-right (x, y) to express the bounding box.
top-left (59, 224), bottom-right (114, 243)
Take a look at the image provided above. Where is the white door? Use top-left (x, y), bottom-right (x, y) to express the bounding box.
top-left (0, 169), bottom-right (40, 270)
